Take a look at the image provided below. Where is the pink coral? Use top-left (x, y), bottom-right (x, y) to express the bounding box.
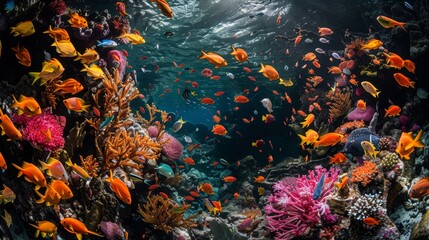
top-left (347, 105), bottom-right (375, 122)
top-left (147, 125), bottom-right (159, 138)
top-left (13, 110), bottom-right (65, 151)
top-left (161, 132), bottom-right (183, 161)
top-left (99, 221), bottom-right (124, 240)
top-left (264, 166), bottom-right (339, 240)
top-left (48, 0), bottom-right (67, 15)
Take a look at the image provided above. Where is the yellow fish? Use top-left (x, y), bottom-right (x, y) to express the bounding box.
top-left (360, 39), bottom-right (383, 50)
top-left (34, 185), bottom-right (61, 207)
top-left (279, 78), bottom-right (294, 87)
top-left (29, 221), bottom-right (57, 239)
top-left (298, 129), bottom-right (319, 145)
top-left (29, 58), bottom-right (65, 85)
top-left (43, 25), bottom-right (70, 41)
top-left (150, 0), bottom-right (173, 18)
top-left (51, 38), bottom-right (77, 57)
top-left (300, 113), bottom-right (314, 128)
top-left (117, 30), bottom-right (146, 45)
top-left (11, 95), bottom-right (42, 116)
top-left (65, 159), bottom-right (91, 179)
top-left (360, 141), bottom-right (379, 158)
top-left (74, 48), bottom-right (99, 64)
top-left (361, 81), bottom-right (381, 98)
top-left (10, 21), bottom-right (35, 37)
top-left (259, 63), bottom-right (279, 81)
top-left (81, 64), bottom-right (107, 80)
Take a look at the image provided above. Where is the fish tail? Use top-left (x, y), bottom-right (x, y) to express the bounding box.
top-left (313, 141), bottom-right (320, 148)
top-left (74, 52), bottom-right (82, 61)
top-left (297, 134), bottom-right (307, 145)
top-left (384, 109), bottom-right (388, 117)
top-left (10, 95), bottom-right (20, 109)
top-left (81, 104), bottom-right (91, 113)
top-left (199, 50), bottom-right (207, 60)
top-left (80, 64), bottom-right (89, 72)
top-left (410, 81), bottom-right (415, 88)
top-left (230, 45), bottom-right (237, 55)
top-left (38, 160), bottom-right (49, 171)
top-left (10, 27), bottom-right (19, 37)
top-left (42, 25), bottom-right (53, 34)
top-left (34, 189), bottom-right (45, 204)
top-left (87, 230), bottom-right (104, 237)
top-left (65, 158), bottom-right (73, 167)
top-left (28, 72), bottom-right (43, 85)
top-left (11, 163), bottom-right (23, 177)
top-left (398, 22), bottom-right (407, 31)
top-left (258, 63), bottom-right (265, 73)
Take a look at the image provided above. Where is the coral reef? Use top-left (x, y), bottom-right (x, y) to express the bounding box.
top-left (351, 161), bottom-right (379, 187)
top-left (328, 90), bottom-right (352, 120)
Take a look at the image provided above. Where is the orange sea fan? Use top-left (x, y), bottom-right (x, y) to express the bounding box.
top-left (351, 161), bottom-right (378, 187)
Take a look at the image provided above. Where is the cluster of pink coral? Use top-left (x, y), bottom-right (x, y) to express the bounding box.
top-left (48, 0), bottom-right (67, 15)
top-left (264, 166), bottom-right (339, 240)
top-left (160, 132), bottom-right (183, 161)
top-left (13, 110), bottom-right (66, 151)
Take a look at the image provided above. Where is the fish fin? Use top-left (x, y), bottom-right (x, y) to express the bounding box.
top-left (40, 232), bottom-right (46, 238)
top-left (65, 158), bottom-right (73, 167)
top-left (87, 231), bottom-right (104, 237)
top-left (34, 190), bottom-right (45, 203)
top-left (38, 160), bottom-right (48, 171)
top-left (398, 22), bottom-right (407, 31)
top-left (76, 233), bottom-right (82, 240)
top-left (258, 63), bottom-right (265, 73)
top-left (35, 230), bottom-right (40, 238)
top-left (297, 134), bottom-right (307, 145)
top-left (198, 50), bottom-right (207, 59)
top-left (74, 52), bottom-right (82, 61)
top-left (230, 45), bottom-right (237, 55)
top-left (28, 72), bottom-right (41, 85)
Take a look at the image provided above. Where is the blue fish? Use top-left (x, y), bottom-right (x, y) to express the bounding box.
top-left (404, 1), bottom-right (414, 11)
top-left (100, 115), bottom-right (114, 129)
top-left (4, 0), bottom-right (14, 12)
top-left (97, 39), bottom-right (118, 48)
top-left (343, 128), bottom-right (379, 157)
top-left (312, 172), bottom-right (325, 200)
top-left (156, 163), bottom-right (174, 178)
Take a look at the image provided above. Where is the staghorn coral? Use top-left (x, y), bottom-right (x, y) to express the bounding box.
top-left (104, 129), bottom-right (162, 170)
top-left (80, 155), bottom-right (100, 177)
top-left (335, 120), bottom-right (366, 143)
top-left (138, 194), bottom-right (197, 233)
top-left (328, 90), bottom-right (351, 120)
top-left (351, 161), bottom-right (379, 187)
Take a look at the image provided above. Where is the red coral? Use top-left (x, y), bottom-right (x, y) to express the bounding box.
top-left (351, 161), bottom-right (378, 187)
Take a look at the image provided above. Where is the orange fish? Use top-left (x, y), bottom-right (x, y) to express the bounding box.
top-left (302, 52), bottom-right (316, 61)
top-left (189, 191), bottom-right (200, 197)
top-left (11, 43), bottom-right (31, 67)
top-left (43, 25), bottom-right (70, 41)
top-left (0, 108), bottom-right (22, 140)
top-left (410, 177), bottom-right (429, 199)
top-left (393, 73), bottom-right (415, 88)
top-left (254, 176), bottom-right (265, 183)
top-left (63, 97), bottom-right (90, 113)
top-left (0, 152), bottom-right (6, 170)
top-left (12, 161), bottom-right (47, 189)
top-left (233, 192), bottom-right (239, 199)
top-left (214, 91), bottom-right (225, 97)
top-left (150, 0), bottom-right (174, 18)
top-left (148, 184), bottom-right (159, 191)
top-left (200, 97), bottom-right (215, 105)
top-left (243, 67), bottom-right (252, 73)
top-left (115, 2), bottom-right (129, 16)
top-left (34, 185), bottom-right (61, 206)
top-left (29, 220), bottom-right (58, 239)
top-left (300, 113), bottom-right (314, 128)
top-left (68, 11), bottom-right (88, 28)
top-left (54, 78), bottom-right (84, 95)
top-left (230, 46), bottom-right (248, 62)
top-left (258, 63), bottom-right (279, 81)
top-left (329, 152), bottom-right (347, 164)
top-left (184, 195), bottom-right (195, 201)
top-left (294, 34), bottom-right (302, 45)
top-left (318, 27), bottom-right (333, 36)
top-left (39, 158), bottom-right (68, 181)
top-left (212, 124), bottom-right (227, 136)
top-left (403, 59), bottom-right (415, 74)
top-left (65, 159), bottom-right (91, 179)
top-left (328, 66), bottom-right (342, 74)
top-left (376, 15), bottom-right (406, 30)
top-left (199, 50), bottom-right (227, 68)
top-left (363, 217), bottom-right (381, 226)
top-left (50, 180), bottom-right (73, 199)
top-left (335, 175), bottom-right (349, 190)
top-left (396, 130), bottom-right (424, 160)
top-left (385, 105), bottom-right (401, 117)
top-left (234, 95), bottom-right (249, 103)
top-left (313, 133), bottom-right (344, 148)
top-left (105, 170), bottom-right (131, 204)
top-left (11, 95), bottom-right (42, 116)
top-left (61, 218), bottom-right (103, 239)
top-left (211, 75), bottom-right (221, 80)
top-left (357, 99), bottom-right (366, 110)
top-left (248, 76), bottom-right (256, 81)
top-left (183, 157), bottom-right (195, 165)
top-left (312, 59), bottom-right (321, 68)
top-left (223, 176), bottom-right (237, 183)
top-left (199, 183), bottom-right (214, 195)
top-left (212, 115), bottom-right (221, 123)
top-left (383, 52), bottom-right (404, 69)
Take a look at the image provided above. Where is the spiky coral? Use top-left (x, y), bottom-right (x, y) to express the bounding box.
top-left (265, 166), bottom-right (339, 240)
top-left (80, 155), bottom-right (100, 177)
top-left (328, 90), bottom-right (351, 120)
top-left (137, 194), bottom-right (197, 233)
top-left (104, 129), bottom-right (162, 169)
top-left (351, 161), bottom-right (379, 187)
top-left (335, 120), bottom-right (365, 143)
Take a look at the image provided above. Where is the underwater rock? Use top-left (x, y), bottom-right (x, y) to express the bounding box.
top-left (343, 128), bottom-right (379, 157)
top-left (210, 219), bottom-right (247, 240)
top-left (411, 208), bottom-right (429, 240)
top-left (100, 221), bottom-right (124, 240)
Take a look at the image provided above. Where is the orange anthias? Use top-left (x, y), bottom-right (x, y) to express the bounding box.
top-left (150, 0), bottom-right (174, 18)
top-left (63, 97), bottom-right (90, 113)
top-left (254, 176), bottom-right (265, 183)
top-left (183, 157), bottom-right (195, 165)
top-left (29, 220), bottom-right (58, 239)
top-left (234, 95), bottom-right (249, 103)
top-left (223, 176), bottom-right (237, 183)
top-left (0, 152), bottom-right (7, 170)
top-left (313, 133), bottom-right (344, 148)
top-left (300, 113), bottom-right (314, 128)
top-left (258, 63), bottom-right (279, 81)
top-left (363, 217), bottom-right (381, 226)
top-left (11, 43), bottom-right (31, 67)
top-left (393, 73), bottom-right (415, 88)
top-left (105, 170), bottom-right (131, 204)
top-left (384, 105), bottom-right (401, 117)
top-left (329, 152), bottom-right (347, 164)
top-left (61, 218), bottom-right (103, 239)
top-left (53, 78), bottom-right (84, 95)
top-left (383, 52), bottom-right (404, 69)
top-left (12, 161), bottom-right (46, 189)
top-left (409, 177), bottom-right (429, 199)
top-left (395, 130), bottom-right (424, 160)
top-left (199, 50), bottom-right (227, 68)
top-left (212, 124), bottom-right (227, 136)
top-left (230, 46), bottom-right (248, 62)
top-left (11, 95), bottom-right (42, 116)
top-left (199, 183), bottom-right (214, 195)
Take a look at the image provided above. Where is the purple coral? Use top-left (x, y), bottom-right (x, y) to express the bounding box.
top-left (161, 132), bottom-right (183, 161)
top-left (264, 166), bottom-right (339, 240)
top-left (13, 110), bottom-right (65, 151)
top-left (48, 0), bottom-right (67, 15)
top-left (99, 221), bottom-right (124, 240)
top-left (107, 50), bottom-right (127, 80)
top-left (347, 105), bottom-right (375, 122)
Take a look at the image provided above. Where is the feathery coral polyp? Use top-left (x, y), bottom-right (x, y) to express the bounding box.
top-left (351, 161), bottom-right (379, 186)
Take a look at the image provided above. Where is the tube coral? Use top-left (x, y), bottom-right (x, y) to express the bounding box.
top-left (264, 166), bottom-right (339, 240)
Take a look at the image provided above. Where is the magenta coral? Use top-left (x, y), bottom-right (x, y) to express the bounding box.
top-left (147, 125), bottom-right (159, 138)
top-left (161, 132), bottom-right (183, 161)
top-left (99, 221), bottom-right (124, 240)
top-left (13, 110), bottom-right (65, 151)
top-left (264, 166), bottom-right (339, 240)
top-left (347, 105), bottom-right (375, 122)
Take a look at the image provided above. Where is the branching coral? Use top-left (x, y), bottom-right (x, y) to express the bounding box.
top-left (265, 166), bottom-right (339, 240)
top-left (351, 161), bottom-right (379, 187)
top-left (335, 120), bottom-right (365, 143)
top-left (348, 193), bottom-right (386, 222)
top-left (137, 194), bottom-right (197, 233)
top-left (103, 129), bottom-right (162, 170)
top-left (80, 155), bottom-right (100, 177)
top-left (328, 90), bottom-right (352, 120)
